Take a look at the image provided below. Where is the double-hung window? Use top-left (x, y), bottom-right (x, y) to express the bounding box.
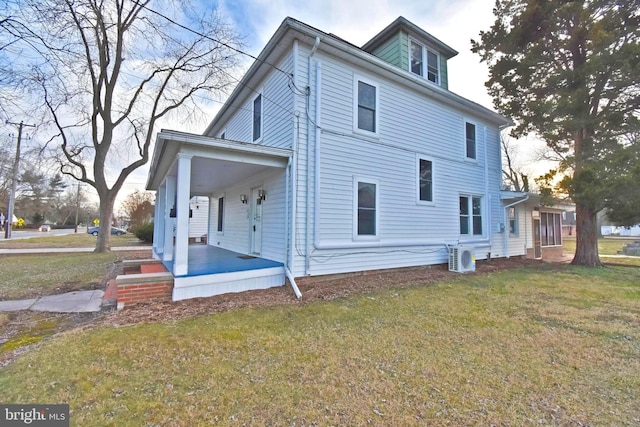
top-left (417, 157), bottom-right (433, 203)
top-left (409, 39), bottom-right (440, 84)
top-left (354, 178), bottom-right (378, 238)
top-left (460, 195), bottom-right (483, 236)
top-left (465, 121), bottom-right (476, 159)
top-left (252, 94), bottom-right (262, 142)
top-left (354, 76), bottom-right (378, 134)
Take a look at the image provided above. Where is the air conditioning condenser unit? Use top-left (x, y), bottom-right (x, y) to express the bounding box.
top-left (449, 246), bottom-right (476, 273)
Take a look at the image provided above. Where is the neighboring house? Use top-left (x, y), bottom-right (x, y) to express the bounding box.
top-left (146, 16), bottom-right (560, 301)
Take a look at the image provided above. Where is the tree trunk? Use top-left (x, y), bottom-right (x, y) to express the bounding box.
top-left (95, 191), bottom-right (116, 253)
top-left (571, 203), bottom-right (602, 267)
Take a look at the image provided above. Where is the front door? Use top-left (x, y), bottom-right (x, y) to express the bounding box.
top-left (533, 218), bottom-right (542, 259)
top-left (250, 187), bottom-right (263, 255)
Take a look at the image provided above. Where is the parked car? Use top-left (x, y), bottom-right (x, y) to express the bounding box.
top-left (38, 224), bottom-right (51, 232)
top-left (87, 226), bottom-right (127, 236)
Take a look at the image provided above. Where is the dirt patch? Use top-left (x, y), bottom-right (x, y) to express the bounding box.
top-left (106, 257), bottom-right (546, 325)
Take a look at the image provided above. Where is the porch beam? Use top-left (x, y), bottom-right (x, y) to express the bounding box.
top-left (182, 145), bottom-right (289, 169)
top-left (174, 153), bottom-right (193, 276)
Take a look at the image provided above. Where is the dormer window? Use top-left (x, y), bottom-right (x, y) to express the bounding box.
top-left (410, 39), bottom-right (440, 85)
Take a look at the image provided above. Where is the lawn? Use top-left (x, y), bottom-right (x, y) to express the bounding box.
top-left (0, 232), bottom-right (148, 249)
top-left (1, 264), bottom-right (638, 425)
top-left (0, 251), bottom-right (151, 300)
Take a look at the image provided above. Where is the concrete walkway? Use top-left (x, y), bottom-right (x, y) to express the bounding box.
top-left (0, 246), bottom-right (151, 312)
top-left (0, 290), bottom-right (105, 313)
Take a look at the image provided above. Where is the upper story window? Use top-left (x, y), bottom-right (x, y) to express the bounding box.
top-left (410, 39), bottom-right (440, 85)
top-left (465, 121), bottom-right (477, 160)
top-left (252, 94), bottom-right (262, 142)
top-left (354, 76), bottom-right (379, 134)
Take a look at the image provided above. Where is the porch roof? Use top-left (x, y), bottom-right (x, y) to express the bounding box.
top-left (146, 130), bottom-right (292, 194)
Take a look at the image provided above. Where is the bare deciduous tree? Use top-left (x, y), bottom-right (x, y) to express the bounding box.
top-left (3, 0), bottom-right (242, 251)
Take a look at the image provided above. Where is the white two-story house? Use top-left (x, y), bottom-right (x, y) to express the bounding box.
top-left (146, 17), bottom-right (551, 301)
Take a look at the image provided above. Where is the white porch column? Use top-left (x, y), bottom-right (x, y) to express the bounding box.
top-left (174, 153), bottom-right (193, 276)
top-left (154, 184), bottom-right (166, 257)
top-left (163, 175), bottom-right (176, 261)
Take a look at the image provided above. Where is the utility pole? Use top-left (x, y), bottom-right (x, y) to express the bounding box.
top-left (4, 121), bottom-right (35, 239)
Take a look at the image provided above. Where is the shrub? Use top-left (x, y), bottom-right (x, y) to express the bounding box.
top-left (134, 222), bottom-right (154, 243)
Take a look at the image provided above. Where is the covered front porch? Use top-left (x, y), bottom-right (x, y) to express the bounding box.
top-left (146, 129), bottom-right (298, 301)
top-left (160, 245), bottom-right (285, 301)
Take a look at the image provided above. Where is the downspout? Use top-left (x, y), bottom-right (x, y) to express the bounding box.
top-left (285, 156), bottom-right (302, 299)
top-left (502, 195), bottom-right (529, 258)
top-left (305, 36), bottom-right (321, 276)
top-left (484, 125), bottom-right (491, 256)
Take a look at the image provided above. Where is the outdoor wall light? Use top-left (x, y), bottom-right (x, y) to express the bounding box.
top-left (240, 194), bottom-right (248, 204)
top-left (258, 189), bottom-right (266, 200)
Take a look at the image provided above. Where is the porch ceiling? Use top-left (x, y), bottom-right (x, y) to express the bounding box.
top-left (147, 130), bottom-right (291, 194)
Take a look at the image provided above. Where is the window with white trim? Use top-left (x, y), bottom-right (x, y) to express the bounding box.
top-left (252, 94), bottom-right (262, 142)
top-left (355, 179), bottom-right (378, 238)
top-left (465, 121), bottom-right (476, 159)
top-left (508, 206), bottom-right (518, 235)
top-left (409, 39), bottom-right (440, 84)
top-left (417, 157), bottom-right (433, 203)
top-left (354, 77), bottom-right (378, 134)
top-left (217, 197), bottom-right (224, 232)
top-left (460, 195), bottom-right (483, 236)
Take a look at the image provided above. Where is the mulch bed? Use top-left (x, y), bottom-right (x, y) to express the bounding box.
top-left (105, 257), bottom-right (546, 325)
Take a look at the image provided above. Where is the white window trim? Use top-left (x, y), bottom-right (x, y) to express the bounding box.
top-left (408, 37), bottom-right (440, 85)
top-left (353, 176), bottom-right (380, 240)
top-left (216, 193), bottom-right (225, 235)
top-left (416, 154), bottom-right (435, 206)
top-left (463, 118), bottom-right (478, 161)
top-left (459, 194), bottom-right (484, 238)
top-left (252, 92), bottom-right (263, 143)
top-left (508, 206), bottom-right (519, 236)
top-left (353, 74), bottom-right (380, 136)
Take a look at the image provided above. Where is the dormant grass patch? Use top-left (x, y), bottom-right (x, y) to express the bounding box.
top-left (0, 265), bottom-right (638, 425)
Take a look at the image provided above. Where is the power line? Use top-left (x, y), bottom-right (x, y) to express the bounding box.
top-left (138, 2), bottom-right (293, 80)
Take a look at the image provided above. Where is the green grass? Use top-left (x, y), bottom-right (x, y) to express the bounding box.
top-left (1, 265), bottom-right (639, 425)
top-left (562, 236), bottom-right (636, 256)
top-left (0, 232), bottom-right (147, 249)
top-left (0, 253), bottom-right (119, 300)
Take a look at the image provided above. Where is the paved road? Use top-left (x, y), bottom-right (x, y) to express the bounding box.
top-left (0, 228), bottom-right (85, 240)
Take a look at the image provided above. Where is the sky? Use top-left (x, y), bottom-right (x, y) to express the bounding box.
top-left (117, 0), bottom-right (548, 209)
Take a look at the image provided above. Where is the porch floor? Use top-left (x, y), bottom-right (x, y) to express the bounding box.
top-left (162, 245), bottom-right (284, 277)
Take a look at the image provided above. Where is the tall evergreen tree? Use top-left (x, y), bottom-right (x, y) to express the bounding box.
top-left (472, 0), bottom-right (640, 267)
